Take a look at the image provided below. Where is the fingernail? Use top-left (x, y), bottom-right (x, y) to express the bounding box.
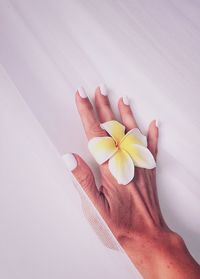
top-left (63, 153), bottom-right (77, 171)
top-left (122, 95), bottom-right (129, 106)
top-left (155, 120), bottom-right (159, 128)
top-left (77, 87), bottom-right (87, 98)
top-left (99, 83), bottom-right (108, 96)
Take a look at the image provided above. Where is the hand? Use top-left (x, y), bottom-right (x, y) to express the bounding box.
top-left (66, 86), bottom-right (200, 279)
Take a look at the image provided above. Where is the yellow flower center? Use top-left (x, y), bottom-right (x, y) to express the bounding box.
top-left (115, 141), bottom-right (120, 149)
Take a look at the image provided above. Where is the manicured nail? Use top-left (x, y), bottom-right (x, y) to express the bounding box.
top-left (77, 87), bottom-right (87, 98)
top-left (99, 83), bottom-right (108, 96)
top-left (155, 120), bottom-right (159, 128)
top-left (122, 95), bottom-right (129, 106)
top-left (63, 153), bottom-right (77, 171)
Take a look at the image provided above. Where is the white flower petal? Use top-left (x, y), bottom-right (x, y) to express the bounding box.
top-left (108, 150), bottom-right (134, 185)
top-left (120, 128), bottom-right (147, 147)
top-left (100, 120), bottom-right (125, 143)
top-left (122, 143), bottom-right (156, 169)
top-left (88, 137), bottom-right (118, 165)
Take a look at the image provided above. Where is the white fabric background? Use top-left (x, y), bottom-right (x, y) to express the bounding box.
top-left (0, 1), bottom-right (200, 278)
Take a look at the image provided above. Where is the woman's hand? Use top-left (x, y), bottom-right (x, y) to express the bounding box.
top-left (65, 86), bottom-right (200, 279)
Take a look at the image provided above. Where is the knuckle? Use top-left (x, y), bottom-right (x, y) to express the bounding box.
top-left (77, 171), bottom-right (94, 190)
top-left (79, 100), bottom-right (93, 112)
top-left (90, 122), bottom-right (106, 137)
top-left (97, 99), bottom-right (110, 108)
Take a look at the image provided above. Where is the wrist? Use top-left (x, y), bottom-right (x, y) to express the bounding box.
top-left (120, 229), bottom-right (200, 279)
top-left (120, 229), bottom-right (183, 260)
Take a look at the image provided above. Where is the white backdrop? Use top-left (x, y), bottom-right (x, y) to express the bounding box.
top-left (0, 1), bottom-right (200, 278)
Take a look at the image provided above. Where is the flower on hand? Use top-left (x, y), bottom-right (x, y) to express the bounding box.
top-left (88, 120), bottom-right (156, 185)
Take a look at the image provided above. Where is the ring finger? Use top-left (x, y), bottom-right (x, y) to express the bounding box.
top-left (95, 85), bottom-right (115, 123)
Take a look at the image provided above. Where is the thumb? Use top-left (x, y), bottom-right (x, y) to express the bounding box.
top-left (63, 153), bottom-right (114, 249)
top-left (63, 153), bottom-right (99, 205)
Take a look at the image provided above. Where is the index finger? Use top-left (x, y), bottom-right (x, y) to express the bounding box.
top-left (75, 87), bottom-right (107, 140)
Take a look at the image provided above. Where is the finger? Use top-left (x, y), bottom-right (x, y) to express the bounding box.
top-left (95, 85), bottom-right (115, 122)
top-left (63, 152), bottom-right (101, 206)
top-left (147, 120), bottom-right (159, 161)
top-left (118, 96), bottom-right (139, 130)
top-left (75, 87), bottom-right (107, 139)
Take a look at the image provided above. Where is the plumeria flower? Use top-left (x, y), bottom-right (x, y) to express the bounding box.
top-left (88, 120), bottom-right (156, 185)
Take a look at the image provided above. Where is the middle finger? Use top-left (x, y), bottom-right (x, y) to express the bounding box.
top-left (95, 85), bottom-right (115, 123)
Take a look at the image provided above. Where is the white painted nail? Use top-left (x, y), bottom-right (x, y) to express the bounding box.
top-left (122, 95), bottom-right (129, 105)
top-left (155, 119), bottom-right (159, 128)
top-left (99, 83), bottom-right (108, 96)
top-left (62, 153), bottom-right (77, 171)
top-left (78, 87), bottom-right (87, 98)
